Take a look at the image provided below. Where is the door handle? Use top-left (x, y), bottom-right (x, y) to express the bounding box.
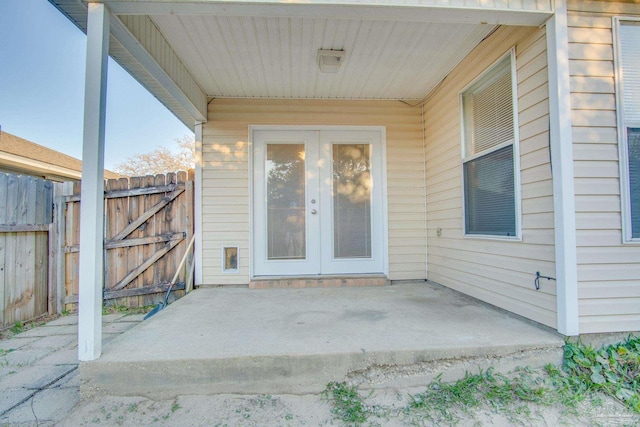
top-left (310, 209), bottom-right (317, 215)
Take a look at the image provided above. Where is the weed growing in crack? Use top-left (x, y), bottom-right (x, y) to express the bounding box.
top-left (0, 348), bottom-right (14, 357)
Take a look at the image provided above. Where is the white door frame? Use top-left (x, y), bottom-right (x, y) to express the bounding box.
top-left (249, 125), bottom-right (389, 278)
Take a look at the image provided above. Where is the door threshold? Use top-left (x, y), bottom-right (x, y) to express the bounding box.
top-left (249, 275), bottom-right (389, 289)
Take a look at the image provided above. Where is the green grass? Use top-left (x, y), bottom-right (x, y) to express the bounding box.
top-left (406, 367), bottom-right (553, 425)
top-left (1, 319), bottom-right (44, 339)
top-left (9, 321), bottom-right (24, 335)
top-left (323, 382), bottom-right (371, 425)
top-left (323, 336), bottom-right (640, 426)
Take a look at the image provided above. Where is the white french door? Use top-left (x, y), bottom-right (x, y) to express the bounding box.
top-left (252, 128), bottom-right (385, 276)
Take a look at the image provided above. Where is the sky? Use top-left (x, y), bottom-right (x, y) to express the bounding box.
top-left (0, 0), bottom-right (193, 171)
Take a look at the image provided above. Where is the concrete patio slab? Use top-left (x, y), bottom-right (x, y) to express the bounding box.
top-left (103, 321), bottom-right (143, 334)
top-left (44, 316), bottom-right (79, 327)
top-left (0, 364), bottom-right (75, 390)
top-left (7, 386), bottom-right (79, 424)
top-left (1, 348), bottom-right (55, 366)
top-left (28, 334), bottom-right (77, 350)
top-left (36, 349), bottom-right (79, 365)
top-left (19, 325), bottom-right (77, 338)
top-left (114, 314), bottom-right (146, 323)
top-left (0, 387), bottom-right (34, 417)
top-left (102, 314), bottom-right (127, 323)
top-left (80, 281), bottom-right (564, 398)
top-left (0, 337), bottom-right (39, 351)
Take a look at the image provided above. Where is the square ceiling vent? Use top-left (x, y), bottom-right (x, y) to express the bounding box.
top-left (317, 49), bottom-right (345, 73)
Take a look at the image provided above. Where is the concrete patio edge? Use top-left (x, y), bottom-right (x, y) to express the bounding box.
top-left (78, 282), bottom-right (565, 398)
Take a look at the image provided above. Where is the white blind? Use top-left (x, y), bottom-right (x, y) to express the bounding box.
top-left (621, 22), bottom-right (640, 124)
top-left (629, 129), bottom-right (640, 238)
top-left (464, 145), bottom-right (516, 236)
top-left (463, 57), bottom-right (514, 157)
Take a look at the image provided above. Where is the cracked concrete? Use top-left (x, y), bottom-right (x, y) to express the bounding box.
top-left (0, 314), bottom-right (142, 425)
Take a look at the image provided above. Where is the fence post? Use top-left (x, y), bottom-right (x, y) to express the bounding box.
top-left (48, 222), bottom-right (57, 316)
top-left (53, 182), bottom-right (73, 315)
top-left (49, 183), bottom-right (60, 315)
top-left (185, 174), bottom-right (194, 292)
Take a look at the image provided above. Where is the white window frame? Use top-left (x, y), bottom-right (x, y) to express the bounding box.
top-left (459, 48), bottom-right (522, 240)
top-left (613, 16), bottom-right (640, 244)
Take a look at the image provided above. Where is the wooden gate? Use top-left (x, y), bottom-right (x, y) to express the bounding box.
top-left (0, 173), bottom-right (54, 328)
top-left (63, 171), bottom-right (194, 308)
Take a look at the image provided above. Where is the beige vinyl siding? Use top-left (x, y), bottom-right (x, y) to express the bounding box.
top-left (567, 0), bottom-right (640, 334)
top-left (201, 99), bottom-right (425, 284)
top-left (424, 26), bottom-right (557, 328)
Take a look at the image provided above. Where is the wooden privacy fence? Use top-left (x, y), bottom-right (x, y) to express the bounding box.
top-left (0, 171), bottom-right (194, 327)
top-left (0, 173), bottom-right (54, 328)
top-left (63, 171), bottom-right (194, 308)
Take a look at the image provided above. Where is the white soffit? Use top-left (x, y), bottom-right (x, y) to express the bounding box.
top-left (150, 15), bottom-right (495, 100)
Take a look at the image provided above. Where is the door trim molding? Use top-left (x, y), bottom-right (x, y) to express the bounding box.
top-left (248, 125), bottom-right (389, 279)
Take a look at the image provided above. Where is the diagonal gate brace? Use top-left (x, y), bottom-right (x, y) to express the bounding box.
top-left (111, 187), bottom-right (184, 241)
top-left (110, 236), bottom-right (184, 292)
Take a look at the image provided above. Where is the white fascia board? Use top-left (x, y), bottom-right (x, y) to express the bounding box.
top-left (103, 2), bottom-right (551, 26)
top-left (0, 153), bottom-right (82, 180)
top-left (109, 15), bottom-right (207, 123)
top-left (546, 0), bottom-right (579, 336)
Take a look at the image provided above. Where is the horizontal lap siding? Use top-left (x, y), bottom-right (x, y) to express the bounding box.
top-left (424, 26), bottom-right (557, 328)
top-left (567, 0), bottom-right (640, 334)
top-left (202, 99), bottom-right (425, 284)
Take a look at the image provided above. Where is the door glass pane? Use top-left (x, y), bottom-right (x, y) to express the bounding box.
top-left (333, 144), bottom-right (372, 258)
top-left (266, 144), bottom-right (306, 259)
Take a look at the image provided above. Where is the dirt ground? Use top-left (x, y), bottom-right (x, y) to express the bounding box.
top-left (60, 384), bottom-right (639, 427)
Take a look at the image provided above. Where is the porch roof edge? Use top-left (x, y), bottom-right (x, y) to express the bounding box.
top-left (101, 1), bottom-right (552, 26)
top-left (48, 0), bottom-right (207, 130)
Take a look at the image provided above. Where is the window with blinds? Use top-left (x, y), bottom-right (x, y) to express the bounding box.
top-left (461, 53), bottom-right (518, 237)
top-left (616, 20), bottom-right (640, 241)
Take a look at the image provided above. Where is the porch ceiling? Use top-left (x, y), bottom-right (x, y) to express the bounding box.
top-left (49, 0), bottom-right (553, 128)
top-left (150, 15), bottom-right (494, 100)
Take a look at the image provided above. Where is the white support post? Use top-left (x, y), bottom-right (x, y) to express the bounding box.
top-left (78, 2), bottom-right (110, 361)
top-left (194, 122), bottom-right (204, 286)
top-left (546, 0), bottom-right (579, 336)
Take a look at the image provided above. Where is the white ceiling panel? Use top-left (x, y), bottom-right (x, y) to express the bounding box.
top-left (150, 14), bottom-right (494, 100)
